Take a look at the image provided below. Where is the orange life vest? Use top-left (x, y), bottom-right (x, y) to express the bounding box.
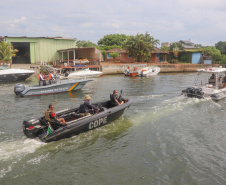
top-left (49, 73), bottom-right (52, 80)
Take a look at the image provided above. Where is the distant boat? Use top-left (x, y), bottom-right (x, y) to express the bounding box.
top-left (139, 67), bottom-right (161, 77)
top-left (67, 68), bottom-right (103, 79)
top-left (125, 66), bottom-right (160, 77)
top-left (14, 79), bottom-right (92, 97)
top-left (0, 67), bottom-right (35, 82)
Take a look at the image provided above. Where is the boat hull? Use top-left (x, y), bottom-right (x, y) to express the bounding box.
top-left (139, 67), bottom-right (161, 77)
top-left (23, 99), bottom-right (132, 142)
top-left (14, 79), bottom-right (92, 97)
top-left (68, 73), bottom-right (103, 79)
top-left (0, 69), bottom-right (34, 82)
top-left (68, 70), bottom-right (103, 79)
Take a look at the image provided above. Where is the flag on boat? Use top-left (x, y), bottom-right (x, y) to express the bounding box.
top-left (43, 123), bottom-right (53, 138)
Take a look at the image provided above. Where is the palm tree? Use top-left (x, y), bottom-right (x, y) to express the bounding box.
top-left (123, 32), bottom-right (159, 62)
top-left (0, 41), bottom-right (18, 62)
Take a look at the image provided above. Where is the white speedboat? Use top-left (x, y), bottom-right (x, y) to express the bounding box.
top-left (182, 67), bottom-right (226, 101)
top-left (124, 66), bottom-right (160, 77)
top-left (139, 66), bottom-right (160, 77)
top-left (0, 67), bottom-right (35, 82)
top-left (67, 68), bottom-right (103, 79)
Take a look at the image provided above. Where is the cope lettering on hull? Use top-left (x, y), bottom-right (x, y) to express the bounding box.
top-left (89, 116), bottom-right (107, 129)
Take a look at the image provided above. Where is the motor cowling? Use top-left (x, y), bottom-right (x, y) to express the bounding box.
top-left (182, 87), bottom-right (204, 98)
top-left (14, 83), bottom-right (25, 95)
top-left (23, 117), bottom-right (43, 138)
top-left (194, 88), bottom-right (204, 98)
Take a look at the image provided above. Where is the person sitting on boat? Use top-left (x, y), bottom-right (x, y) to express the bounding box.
top-left (45, 104), bottom-right (66, 125)
top-left (49, 71), bottom-right (56, 84)
top-left (209, 73), bottom-right (216, 85)
top-left (38, 71), bottom-right (45, 86)
top-left (79, 95), bottom-right (99, 116)
top-left (110, 90), bottom-right (126, 106)
top-left (210, 73), bottom-right (216, 79)
top-left (125, 67), bottom-right (130, 75)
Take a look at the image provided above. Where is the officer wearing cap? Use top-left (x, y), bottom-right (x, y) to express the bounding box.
top-left (79, 95), bottom-right (99, 116)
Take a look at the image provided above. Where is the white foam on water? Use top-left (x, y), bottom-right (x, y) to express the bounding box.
top-left (0, 166), bottom-right (12, 178)
top-left (27, 153), bottom-right (49, 165)
top-left (131, 94), bottom-right (165, 102)
top-left (131, 96), bottom-right (210, 126)
top-left (0, 138), bottom-right (45, 161)
top-left (0, 138), bottom-right (45, 178)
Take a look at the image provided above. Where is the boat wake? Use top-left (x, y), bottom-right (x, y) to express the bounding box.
top-left (131, 95), bottom-right (212, 126)
top-left (0, 138), bottom-right (45, 178)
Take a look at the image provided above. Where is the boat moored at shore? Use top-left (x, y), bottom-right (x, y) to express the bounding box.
top-left (22, 99), bottom-right (132, 142)
top-left (0, 67), bottom-right (35, 82)
top-left (182, 67), bottom-right (226, 101)
top-left (67, 68), bottom-right (103, 79)
top-left (125, 66), bottom-right (160, 77)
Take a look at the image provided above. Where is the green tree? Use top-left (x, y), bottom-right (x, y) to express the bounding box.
top-left (76, 40), bottom-right (96, 48)
top-left (97, 34), bottom-right (127, 46)
top-left (169, 42), bottom-right (183, 51)
top-left (102, 50), bottom-right (107, 61)
top-left (215, 41), bottom-right (226, 55)
top-left (161, 45), bottom-right (169, 51)
top-left (122, 32), bottom-right (159, 62)
top-left (109, 52), bottom-right (119, 62)
top-left (0, 41), bottom-right (18, 61)
top-left (194, 44), bottom-right (203, 48)
top-left (203, 46), bottom-right (221, 62)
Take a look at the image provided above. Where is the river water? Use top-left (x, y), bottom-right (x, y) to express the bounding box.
top-left (0, 73), bottom-right (226, 185)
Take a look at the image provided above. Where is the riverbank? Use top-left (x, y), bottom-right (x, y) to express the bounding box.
top-left (11, 63), bottom-right (221, 74)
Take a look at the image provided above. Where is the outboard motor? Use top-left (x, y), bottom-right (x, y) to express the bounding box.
top-left (182, 87), bottom-right (204, 98)
top-left (194, 88), bottom-right (204, 98)
top-left (14, 83), bottom-right (25, 95)
top-left (23, 117), bottom-right (44, 138)
top-left (185, 87), bottom-right (195, 97)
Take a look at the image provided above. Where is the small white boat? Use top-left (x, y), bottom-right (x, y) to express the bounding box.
top-left (139, 67), bottom-right (161, 77)
top-left (182, 67), bottom-right (226, 101)
top-left (0, 67), bottom-right (35, 82)
top-left (67, 68), bottom-right (103, 79)
top-left (124, 66), bottom-right (160, 77)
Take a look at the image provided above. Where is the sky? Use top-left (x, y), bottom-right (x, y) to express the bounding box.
top-left (1, 0), bottom-right (226, 46)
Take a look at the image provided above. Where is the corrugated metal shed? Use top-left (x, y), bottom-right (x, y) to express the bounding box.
top-left (2, 36), bottom-right (76, 64)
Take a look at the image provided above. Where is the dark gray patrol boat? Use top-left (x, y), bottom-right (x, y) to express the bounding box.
top-left (22, 99), bottom-right (132, 142)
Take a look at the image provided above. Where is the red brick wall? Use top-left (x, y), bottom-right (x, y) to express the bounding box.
top-left (149, 54), bottom-right (159, 63)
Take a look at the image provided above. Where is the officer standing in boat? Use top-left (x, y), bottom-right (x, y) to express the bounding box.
top-left (79, 95), bottom-right (99, 116)
top-left (49, 71), bottom-right (56, 84)
top-left (38, 71), bottom-right (45, 86)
